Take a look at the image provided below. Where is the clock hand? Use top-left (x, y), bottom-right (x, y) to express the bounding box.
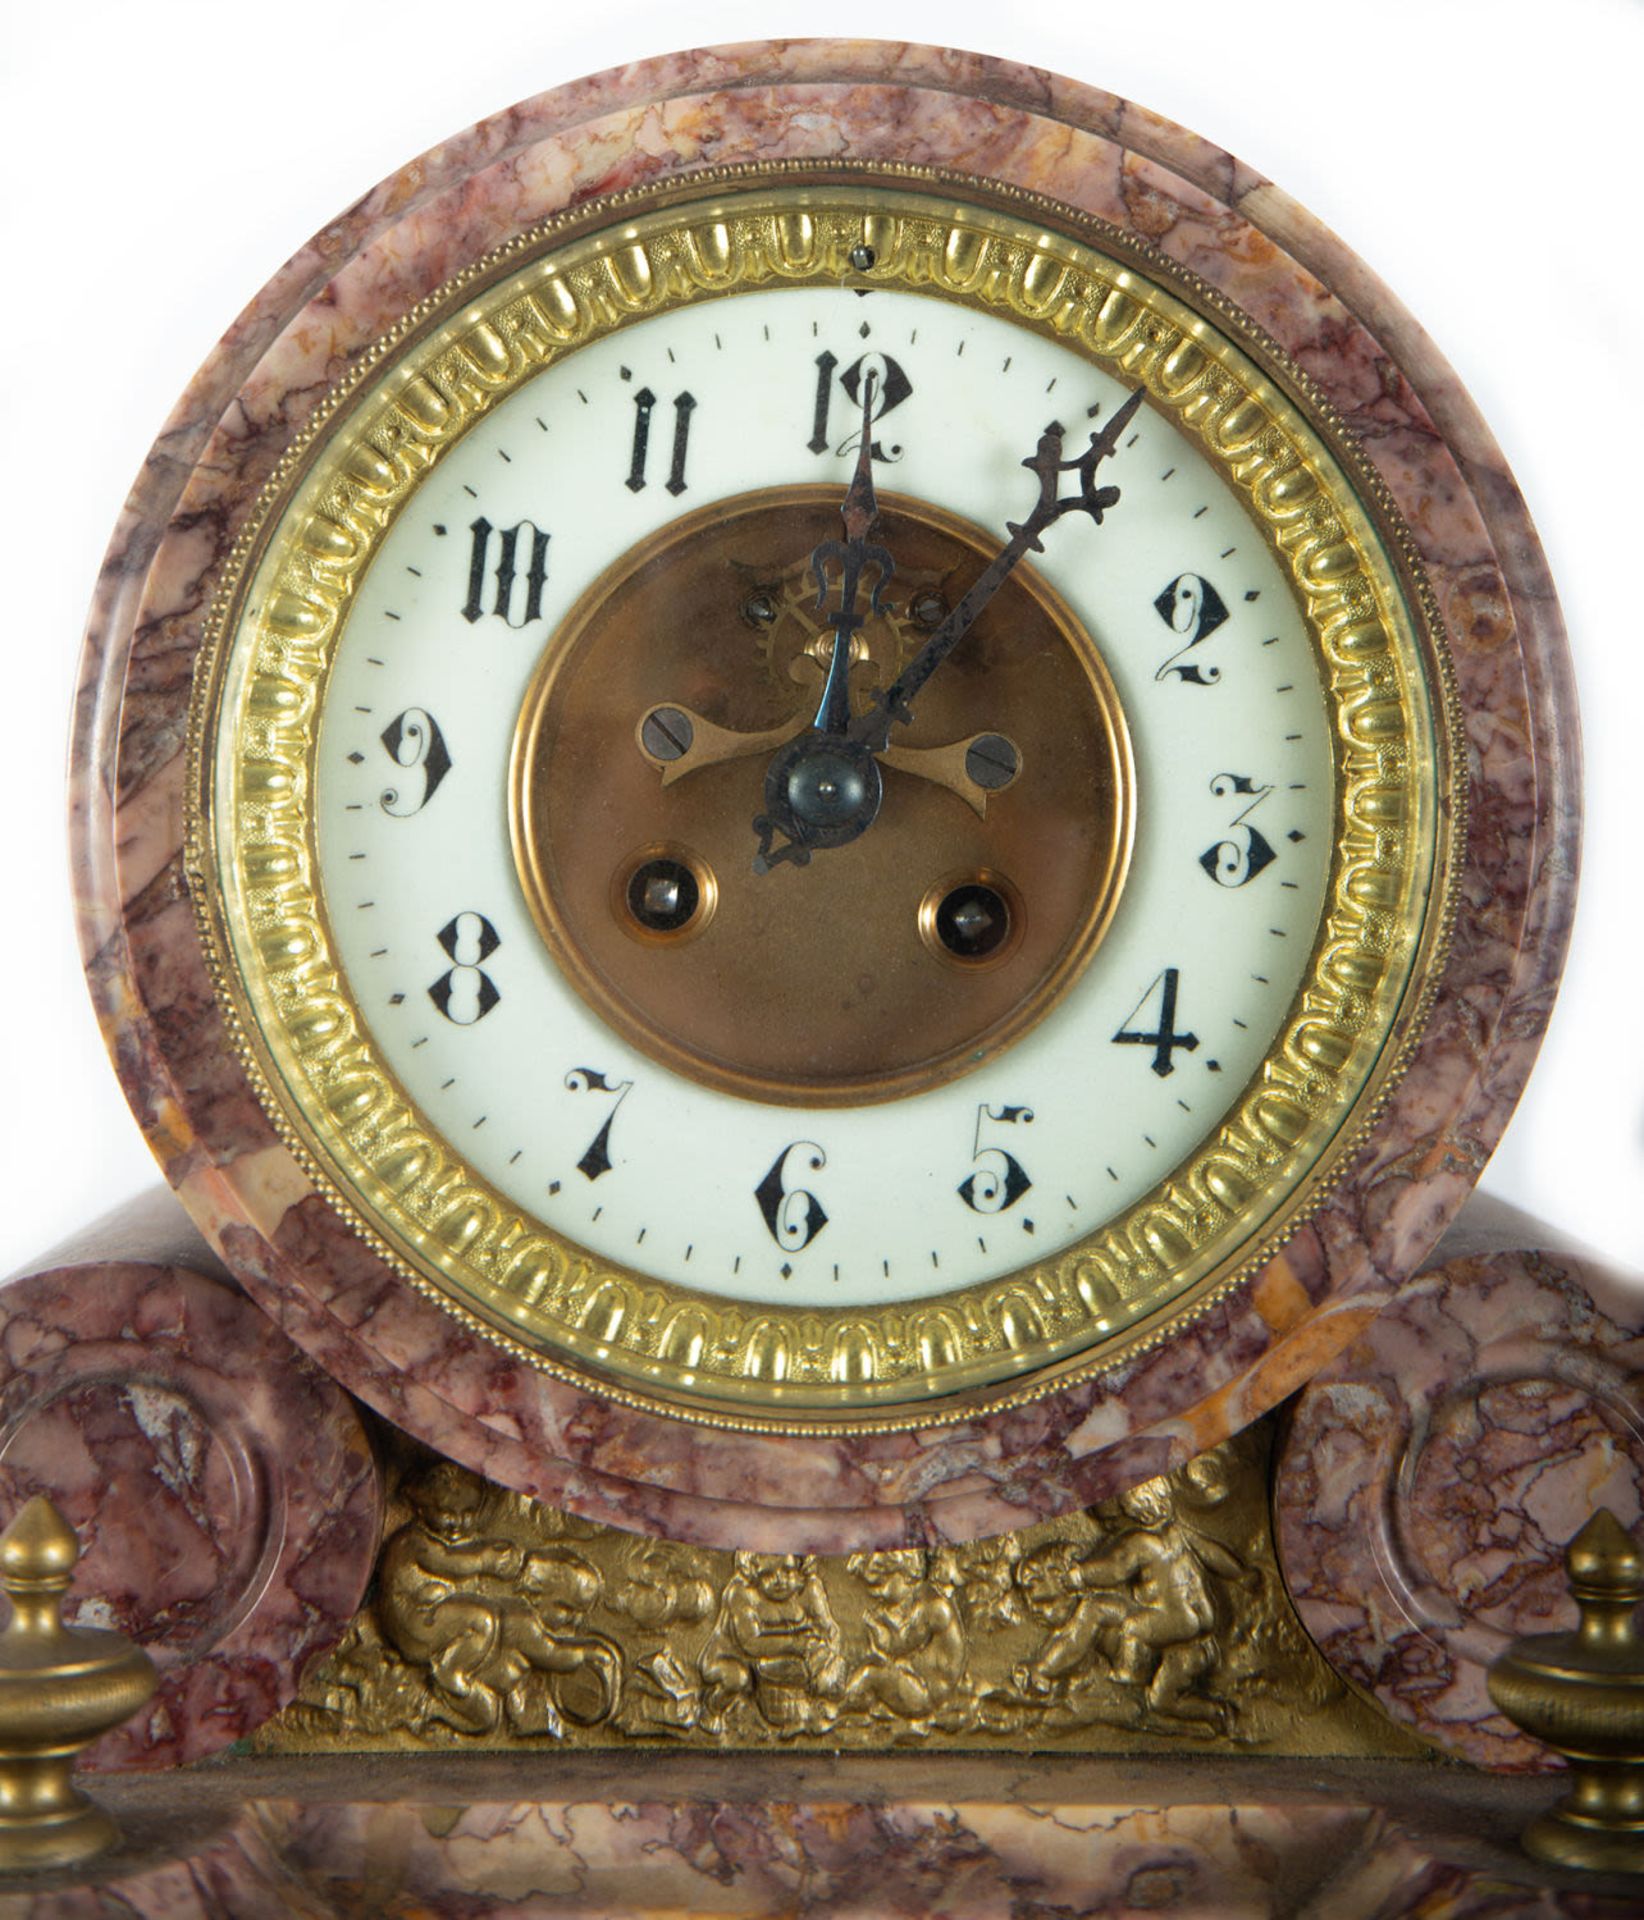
top-left (749, 367), bottom-right (900, 873)
top-left (751, 387), bottom-right (1145, 873)
top-left (850, 386), bottom-right (1146, 755)
top-left (806, 368), bottom-right (896, 738)
top-left (637, 380), bottom-right (892, 802)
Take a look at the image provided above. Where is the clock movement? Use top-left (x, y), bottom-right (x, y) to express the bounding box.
top-left (69, 40), bottom-right (1577, 1554)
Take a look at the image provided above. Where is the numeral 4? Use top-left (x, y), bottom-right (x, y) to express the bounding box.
top-left (1113, 968), bottom-right (1199, 1077)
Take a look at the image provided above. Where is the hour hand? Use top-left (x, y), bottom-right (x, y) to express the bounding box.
top-left (636, 704), bottom-right (806, 786)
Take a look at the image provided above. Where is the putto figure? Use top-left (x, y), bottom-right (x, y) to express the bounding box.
top-left (1014, 1476), bottom-right (1255, 1734)
top-left (377, 1464), bottom-right (622, 1737)
top-left (841, 1549), bottom-right (968, 1727)
top-left (698, 1552), bottom-right (846, 1735)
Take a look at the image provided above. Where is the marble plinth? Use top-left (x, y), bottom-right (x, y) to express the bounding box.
top-left (71, 41), bottom-right (1580, 1550)
top-left (0, 1192), bottom-right (383, 1769)
top-left (0, 1754), bottom-right (1636, 1917)
top-left (1274, 1200), bottom-right (1644, 1772)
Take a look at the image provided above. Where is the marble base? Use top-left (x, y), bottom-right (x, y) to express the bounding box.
top-left (0, 1192), bottom-right (383, 1769)
top-left (0, 1754), bottom-right (1637, 1917)
top-left (1274, 1198), bottom-right (1644, 1771)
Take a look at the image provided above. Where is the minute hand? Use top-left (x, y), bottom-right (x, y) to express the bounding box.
top-left (850, 388), bottom-right (1146, 755)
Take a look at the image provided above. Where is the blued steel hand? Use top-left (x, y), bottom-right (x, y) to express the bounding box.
top-left (849, 386), bottom-right (1146, 754)
top-left (751, 367), bottom-right (899, 873)
top-left (805, 369), bottom-right (895, 738)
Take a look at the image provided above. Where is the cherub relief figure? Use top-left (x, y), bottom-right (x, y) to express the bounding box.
top-left (610, 1540), bottom-right (717, 1732)
top-left (1013, 1476), bottom-right (1256, 1734)
top-left (698, 1552), bottom-right (845, 1735)
top-left (376, 1463), bottom-right (622, 1738)
top-left (931, 1535), bottom-right (1021, 1633)
top-left (840, 1549), bottom-right (968, 1727)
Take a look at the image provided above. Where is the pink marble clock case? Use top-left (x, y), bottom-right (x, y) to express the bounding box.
top-left (70, 41), bottom-right (1579, 1553)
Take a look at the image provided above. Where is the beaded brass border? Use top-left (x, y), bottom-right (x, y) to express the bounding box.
top-left (187, 170), bottom-right (1462, 1426)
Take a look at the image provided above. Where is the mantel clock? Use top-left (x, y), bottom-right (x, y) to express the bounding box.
top-left (71, 41), bottom-right (1577, 1551)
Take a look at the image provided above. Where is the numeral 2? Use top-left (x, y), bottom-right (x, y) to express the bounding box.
top-left (1153, 573), bottom-right (1228, 684)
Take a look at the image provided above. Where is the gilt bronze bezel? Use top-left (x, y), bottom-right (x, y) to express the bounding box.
top-left (187, 168), bottom-right (1463, 1427)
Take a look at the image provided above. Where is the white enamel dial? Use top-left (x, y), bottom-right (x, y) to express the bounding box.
top-left (309, 284), bottom-right (1333, 1312)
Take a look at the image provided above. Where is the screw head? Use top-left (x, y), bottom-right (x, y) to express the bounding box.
top-left (742, 591), bottom-right (779, 627)
top-left (965, 733), bottom-right (1021, 792)
top-left (849, 244), bottom-right (876, 271)
top-left (910, 590), bottom-right (946, 630)
top-left (640, 706), bottom-right (694, 762)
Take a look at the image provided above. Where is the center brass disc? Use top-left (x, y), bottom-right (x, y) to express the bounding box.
top-left (510, 486), bottom-right (1133, 1105)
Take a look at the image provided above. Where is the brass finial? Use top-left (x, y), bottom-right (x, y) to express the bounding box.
top-left (1488, 1508), bottom-right (1644, 1875)
top-left (0, 1497), bottom-right (157, 1872)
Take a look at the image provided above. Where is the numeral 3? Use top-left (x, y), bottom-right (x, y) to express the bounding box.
top-left (1199, 772), bottom-right (1278, 887)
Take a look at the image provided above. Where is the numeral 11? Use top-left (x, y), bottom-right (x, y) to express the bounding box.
top-left (627, 388), bottom-right (697, 496)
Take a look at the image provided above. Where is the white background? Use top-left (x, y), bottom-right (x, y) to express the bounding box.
top-left (2, 0), bottom-right (1639, 1279)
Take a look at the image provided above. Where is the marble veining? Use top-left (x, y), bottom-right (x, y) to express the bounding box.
top-left (0, 1755), bottom-right (1633, 1917)
top-left (0, 1195), bottom-right (382, 1769)
top-left (1275, 1228), bottom-right (1644, 1771)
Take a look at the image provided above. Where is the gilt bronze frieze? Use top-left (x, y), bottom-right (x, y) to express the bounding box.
top-left (261, 1421), bottom-right (1418, 1756)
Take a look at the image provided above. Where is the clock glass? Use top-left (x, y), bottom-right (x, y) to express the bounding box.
top-left (192, 176), bottom-right (1457, 1422)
